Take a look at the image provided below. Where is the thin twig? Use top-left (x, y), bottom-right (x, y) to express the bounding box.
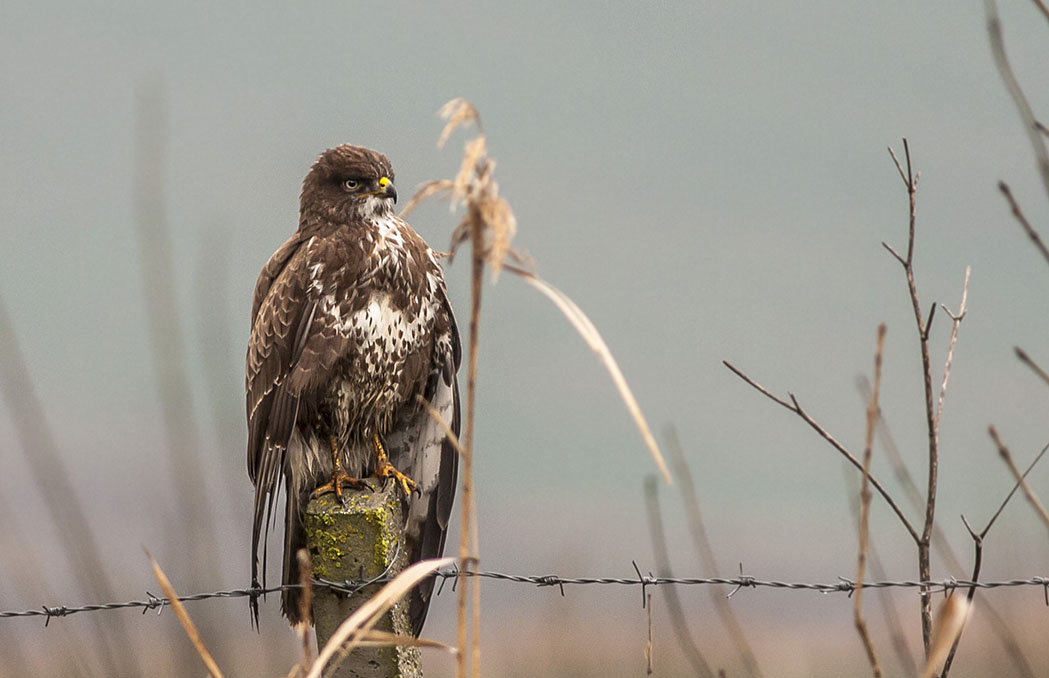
top-left (985, 0), bottom-right (1049, 202)
top-left (998, 182), bottom-right (1049, 267)
top-left (723, 361), bottom-right (918, 543)
top-left (1015, 347), bottom-right (1049, 388)
top-left (1029, 0), bottom-right (1049, 23)
top-left (940, 438), bottom-right (1045, 678)
top-left (854, 324), bottom-right (886, 678)
top-left (856, 377), bottom-right (1035, 677)
top-left (935, 267), bottom-right (970, 430)
top-left (989, 429), bottom-right (1049, 533)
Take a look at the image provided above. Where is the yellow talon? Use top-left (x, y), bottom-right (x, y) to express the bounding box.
top-left (373, 434), bottom-right (418, 496)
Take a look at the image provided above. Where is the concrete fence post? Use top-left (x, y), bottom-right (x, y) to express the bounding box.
top-left (305, 482), bottom-right (422, 678)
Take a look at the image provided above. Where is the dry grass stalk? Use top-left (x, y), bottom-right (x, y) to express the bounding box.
top-left (304, 557), bottom-right (456, 678)
top-left (511, 265), bottom-right (671, 483)
top-left (417, 394), bottom-right (465, 457)
top-left (352, 630), bottom-right (457, 653)
top-left (919, 596), bottom-right (971, 678)
top-left (432, 98), bottom-right (500, 678)
top-left (854, 324), bottom-right (887, 678)
top-left (296, 549), bottom-right (314, 672)
top-left (664, 426), bottom-right (762, 676)
top-left (643, 475), bottom-right (715, 678)
top-left (146, 551), bottom-right (224, 678)
top-left (0, 292), bottom-right (133, 675)
top-left (411, 97), bottom-right (675, 678)
top-left (645, 593), bottom-right (654, 676)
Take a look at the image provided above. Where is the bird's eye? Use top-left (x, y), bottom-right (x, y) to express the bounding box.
top-left (342, 179), bottom-right (359, 191)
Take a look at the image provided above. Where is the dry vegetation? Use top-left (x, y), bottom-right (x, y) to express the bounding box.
top-left (2, 3), bottom-right (1049, 676)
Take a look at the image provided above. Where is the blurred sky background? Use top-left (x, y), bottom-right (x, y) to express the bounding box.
top-left (2, 2), bottom-right (1049, 676)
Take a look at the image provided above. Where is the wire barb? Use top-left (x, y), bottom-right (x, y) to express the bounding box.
top-left (4, 568), bottom-right (1049, 623)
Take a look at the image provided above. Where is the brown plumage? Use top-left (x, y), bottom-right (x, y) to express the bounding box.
top-left (246, 144), bottom-right (460, 633)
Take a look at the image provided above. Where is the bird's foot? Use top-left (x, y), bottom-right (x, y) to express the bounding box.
top-left (371, 433), bottom-right (419, 497)
top-left (374, 458), bottom-right (419, 497)
top-left (312, 472), bottom-right (372, 504)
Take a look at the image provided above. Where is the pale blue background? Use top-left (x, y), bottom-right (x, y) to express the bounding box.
top-left (2, 2), bottom-right (1048, 676)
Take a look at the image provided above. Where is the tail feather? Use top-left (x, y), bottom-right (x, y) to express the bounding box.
top-left (281, 486), bottom-right (309, 625)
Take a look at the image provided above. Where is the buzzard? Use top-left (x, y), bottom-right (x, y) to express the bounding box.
top-left (246, 144), bottom-right (460, 634)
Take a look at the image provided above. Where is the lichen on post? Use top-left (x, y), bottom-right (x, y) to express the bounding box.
top-left (306, 482), bottom-right (421, 678)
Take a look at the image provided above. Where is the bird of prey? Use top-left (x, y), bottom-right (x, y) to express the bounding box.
top-left (246, 144), bottom-right (460, 634)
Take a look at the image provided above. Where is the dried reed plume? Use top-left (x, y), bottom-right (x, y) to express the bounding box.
top-left (405, 97), bottom-right (673, 678)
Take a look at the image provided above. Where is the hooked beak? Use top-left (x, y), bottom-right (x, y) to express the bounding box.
top-left (378, 176), bottom-right (397, 204)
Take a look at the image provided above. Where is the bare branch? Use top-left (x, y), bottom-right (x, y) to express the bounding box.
top-left (885, 139), bottom-right (940, 652)
top-left (882, 241), bottom-right (906, 266)
top-left (724, 361), bottom-right (918, 542)
top-left (857, 376), bottom-right (1036, 677)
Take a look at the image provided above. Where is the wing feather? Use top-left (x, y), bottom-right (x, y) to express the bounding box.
top-left (245, 236), bottom-right (315, 625)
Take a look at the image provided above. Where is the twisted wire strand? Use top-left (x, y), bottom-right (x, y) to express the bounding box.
top-left (4, 568), bottom-right (1047, 625)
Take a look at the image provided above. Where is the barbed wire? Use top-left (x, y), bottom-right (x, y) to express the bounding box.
top-left (3, 563), bottom-right (1048, 626)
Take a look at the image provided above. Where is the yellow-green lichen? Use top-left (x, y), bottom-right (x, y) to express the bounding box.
top-left (305, 517), bottom-right (350, 578)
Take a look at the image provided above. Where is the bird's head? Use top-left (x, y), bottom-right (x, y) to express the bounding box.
top-left (300, 144), bottom-right (398, 224)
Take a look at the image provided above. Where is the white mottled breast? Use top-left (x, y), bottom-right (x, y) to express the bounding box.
top-left (313, 212), bottom-right (443, 443)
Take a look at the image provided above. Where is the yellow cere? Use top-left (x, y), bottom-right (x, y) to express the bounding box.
top-left (378, 176), bottom-right (391, 189)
